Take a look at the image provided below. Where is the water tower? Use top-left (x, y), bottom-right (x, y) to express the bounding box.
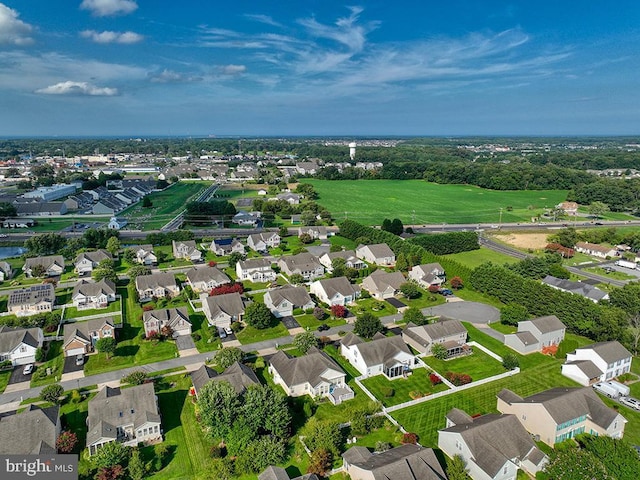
top-left (349, 142), bottom-right (357, 160)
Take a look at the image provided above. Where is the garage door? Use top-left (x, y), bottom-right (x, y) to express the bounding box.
top-left (14, 355), bottom-right (36, 366)
top-left (66, 347), bottom-right (85, 357)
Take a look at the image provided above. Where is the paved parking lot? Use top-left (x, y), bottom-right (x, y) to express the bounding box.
top-left (63, 355), bottom-right (85, 374)
top-left (281, 316), bottom-right (301, 329)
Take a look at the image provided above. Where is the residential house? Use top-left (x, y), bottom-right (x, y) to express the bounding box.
top-left (562, 341), bottom-right (633, 386)
top-left (556, 201), bottom-right (578, 216)
top-left (402, 318), bottom-right (468, 356)
top-left (259, 467), bottom-right (318, 480)
top-left (210, 237), bottom-right (245, 256)
top-left (0, 261), bottom-right (12, 282)
top-left (342, 444), bottom-right (447, 480)
top-left (277, 192), bottom-right (301, 204)
top-left (438, 408), bottom-right (547, 480)
top-left (22, 255), bottom-right (65, 277)
top-left (247, 232), bottom-right (280, 252)
top-left (319, 250), bottom-right (366, 272)
top-left (201, 292), bottom-right (246, 330)
top-left (74, 250), bottom-right (113, 276)
top-left (575, 242), bottom-right (617, 259)
top-left (264, 285), bottom-right (315, 318)
top-left (108, 217), bottom-right (127, 230)
top-left (134, 244), bottom-right (158, 266)
top-left (7, 284), bottom-right (55, 316)
top-left (72, 279), bottom-right (117, 310)
top-left (142, 307), bottom-right (191, 338)
top-left (172, 240), bottom-right (202, 262)
top-left (361, 270), bottom-right (406, 299)
top-left (233, 211), bottom-right (261, 226)
top-left (497, 387), bottom-right (627, 446)
top-left (62, 317), bottom-right (115, 357)
top-left (504, 315), bottom-right (566, 355)
top-left (269, 347), bottom-right (354, 405)
top-left (2, 218), bottom-right (35, 228)
top-left (277, 252), bottom-right (325, 281)
top-left (0, 325), bottom-right (44, 366)
top-left (355, 243), bottom-right (395, 266)
top-left (310, 277), bottom-right (361, 306)
top-left (0, 404), bottom-right (60, 455)
top-left (295, 161), bottom-right (319, 176)
top-left (135, 272), bottom-right (179, 302)
top-left (298, 225), bottom-right (327, 240)
top-left (236, 258), bottom-right (276, 283)
top-left (340, 332), bottom-right (415, 379)
top-left (542, 275), bottom-right (609, 302)
top-left (408, 263), bottom-right (446, 288)
top-left (190, 361), bottom-right (260, 398)
top-left (185, 266), bottom-right (231, 293)
top-left (86, 383), bottom-right (162, 455)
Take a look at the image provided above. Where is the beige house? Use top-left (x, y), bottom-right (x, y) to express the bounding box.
top-left (7, 284), bottom-right (55, 316)
top-left (309, 276), bottom-right (361, 306)
top-left (172, 240), bottom-right (202, 262)
top-left (135, 272), bottom-right (179, 301)
top-left (201, 292), bottom-right (246, 330)
top-left (277, 252), bottom-right (325, 281)
top-left (342, 444), bottom-right (446, 480)
top-left (298, 225), bottom-right (327, 240)
top-left (408, 263), bottom-right (446, 288)
top-left (264, 285), bottom-right (315, 318)
top-left (361, 270), bottom-right (406, 299)
top-left (497, 387), bottom-right (627, 446)
top-left (23, 255), bottom-right (65, 277)
top-left (62, 317), bottom-right (115, 357)
top-left (143, 307), bottom-right (191, 338)
top-left (72, 279), bottom-right (117, 310)
top-left (318, 250), bottom-right (366, 272)
top-left (402, 318), bottom-right (468, 356)
top-left (247, 232), bottom-right (280, 252)
top-left (575, 242), bottom-right (617, 259)
top-left (134, 244), bottom-right (158, 265)
top-left (185, 265), bottom-right (231, 293)
top-left (355, 243), bottom-right (395, 266)
top-left (74, 250), bottom-right (113, 276)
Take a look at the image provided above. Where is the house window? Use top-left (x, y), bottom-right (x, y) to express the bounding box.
top-left (20, 346), bottom-right (27, 352)
top-left (503, 466), bottom-right (508, 474)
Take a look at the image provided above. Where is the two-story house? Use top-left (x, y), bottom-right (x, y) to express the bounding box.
top-left (298, 226), bottom-right (327, 240)
top-left (236, 258), bottom-right (276, 283)
top-left (190, 361), bottom-right (260, 398)
top-left (172, 240), bottom-right (202, 262)
top-left (504, 315), bottom-right (566, 355)
top-left (7, 284), bottom-right (55, 317)
top-left (0, 325), bottom-right (44, 366)
top-left (340, 332), bottom-right (415, 379)
top-left (408, 263), bottom-right (446, 289)
top-left (142, 307), bottom-right (191, 338)
top-left (201, 292), bottom-right (246, 331)
top-left (72, 279), bottom-right (117, 310)
top-left (0, 261), bottom-right (13, 282)
top-left (22, 255), bottom-right (65, 277)
top-left (318, 250), bottom-right (366, 272)
top-left (247, 232), bottom-right (280, 252)
top-left (134, 245), bottom-right (158, 266)
top-left (361, 270), bottom-right (406, 299)
top-left (309, 277), bottom-right (361, 306)
top-left (264, 285), bottom-right (315, 318)
top-left (497, 387), bottom-right (627, 446)
top-left (277, 252), bottom-right (325, 281)
top-left (74, 250), bottom-right (113, 276)
top-left (185, 265), bottom-right (231, 293)
top-left (210, 238), bottom-right (245, 256)
top-left (355, 243), bottom-right (396, 266)
top-left (62, 317), bottom-right (115, 357)
top-left (402, 318), bottom-right (468, 356)
top-left (0, 404), bottom-right (61, 455)
top-left (86, 384), bottom-right (162, 455)
top-left (135, 272), bottom-right (179, 302)
top-left (562, 341), bottom-right (633, 386)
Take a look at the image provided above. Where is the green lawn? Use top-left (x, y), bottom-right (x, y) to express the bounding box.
top-left (400, 291), bottom-right (446, 311)
top-left (190, 310), bottom-right (221, 353)
top-left (453, 288), bottom-right (505, 309)
top-left (235, 322), bottom-right (290, 345)
top-left (489, 322), bottom-right (516, 335)
top-left (295, 313), bottom-right (347, 330)
top-left (351, 298), bottom-right (397, 318)
top-left (444, 247), bottom-right (520, 269)
top-left (30, 341), bottom-right (64, 387)
top-left (305, 179), bottom-right (570, 225)
top-left (121, 182), bottom-right (211, 230)
top-left (584, 266), bottom-right (637, 280)
top-left (63, 299), bottom-right (122, 320)
top-left (361, 368), bottom-right (449, 407)
top-left (329, 235), bottom-right (358, 251)
top-left (422, 348), bottom-right (507, 382)
top-left (0, 369), bottom-right (10, 393)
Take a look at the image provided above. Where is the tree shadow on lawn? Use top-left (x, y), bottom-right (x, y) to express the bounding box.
top-left (115, 345), bottom-right (140, 357)
top-left (61, 409), bottom-right (88, 454)
top-left (157, 388), bottom-right (188, 435)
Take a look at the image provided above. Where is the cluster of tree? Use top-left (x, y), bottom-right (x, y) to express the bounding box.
top-left (24, 233), bottom-right (67, 256)
top-left (0, 202), bottom-right (16, 218)
top-left (354, 312), bottom-right (384, 339)
top-left (408, 231), bottom-right (479, 255)
top-left (252, 198), bottom-right (330, 226)
top-left (569, 178), bottom-right (640, 213)
top-left (197, 381), bottom-right (291, 474)
top-left (1, 311), bottom-right (60, 331)
top-left (470, 263), bottom-right (630, 345)
top-left (184, 200), bottom-right (237, 225)
top-left (243, 302), bottom-right (275, 329)
top-left (145, 230), bottom-right (194, 246)
top-left (381, 218), bottom-right (404, 235)
top-left (505, 253), bottom-right (570, 280)
top-left (93, 258), bottom-right (118, 283)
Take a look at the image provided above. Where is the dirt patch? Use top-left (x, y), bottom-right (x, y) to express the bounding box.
top-left (494, 233), bottom-right (549, 250)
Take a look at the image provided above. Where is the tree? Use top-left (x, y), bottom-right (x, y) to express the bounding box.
top-left (289, 273), bottom-right (304, 284)
top-left (235, 437), bottom-right (287, 474)
top-left (122, 370), bottom-right (147, 385)
top-left (96, 337), bottom-right (116, 359)
top-left (313, 306), bottom-right (326, 320)
top-left (24, 233), bottom-right (66, 256)
top-left (56, 430), bottom-right (78, 453)
top-left (301, 419), bottom-right (343, 457)
top-left (31, 264), bottom-right (47, 278)
top-left (299, 232), bottom-right (313, 244)
top-left (354, 312), bottom-right (384, 339)
top-left (588, 201), bottom-right (609, 219)
top-left (96, 465), bottom-right (125, 480)
top-left (197, 381), bottom-right (242, 440)
top-left (142, 196), bottom-right (153, 208)
top-left (294, 332), bottom-right (318, 354)
top-left (91, 441), bottom-right (131, 469)
top-left (0, 202), bottom-right (17, 218)
top-left (93, 260), bottom-right (117, 283)
top-left (403, 307), bottom-right (426, 324)
top-left (244, 302), bottom-right (273, 329)
top-left (127, 265), bottom-right (150, 280)
top-left (106, 237), bottom-right (121, 256)
top-left (40, 384), bottom-right (64, 404)
top-left (544, 445), bottom-right (607, 480)
top-left (500, 304), bottom-right (529, 326)
top-left (381, 218), bottom-right (392, 233)
top-left (301, 210), bottom-right (317, 226)
top-left (128, 448), bottom-right (145, 480)
top-left (214, 347), bottom-right (244, 369)
top-left (431, 343), bottom-right (447, 360)
top-left (390, 218), bottom-right (404, 235)
top-left (548, 227), bottom-right (578, 248)
top-left (450, 276), bottom-right (463, 289)
top-left (227, 252), bottom-right (245, 268)
top-left (307, 448), bottom-right (332, 477)
top-left (399, 282), bottom-right (420, 299)
top-left (330, 304), bottom-right (347, 318)
top-left (502, 353), bottom-right (520, 370)
top-left (446, 455), bottom-right (471, 480)
top-left (278, 225), bottom-right (289, 237)
top-left (395, 252), bottom-right (409, 271)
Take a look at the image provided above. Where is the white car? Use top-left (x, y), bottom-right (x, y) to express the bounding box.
top-left (22, 364), bottom-right (34, 375)
top-left (620, 396), bottom-right (640, 411)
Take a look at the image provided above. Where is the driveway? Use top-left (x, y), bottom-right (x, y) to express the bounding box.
top-left (281, 316), bottom-right (301, 329)
top-left (175, 335), bottom-right (196, 351)
top-left (8, 366), bottom-right (32, 385)
top-left (421, 301), bottom-right (500, 324)
top-left (385, 298), bottom-right (407, 309)
top-left (63, 355), bottom-right (85, 374)
top-left (477, 327), bottom-right (505, 342)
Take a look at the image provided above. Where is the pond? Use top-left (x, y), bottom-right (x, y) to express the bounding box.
top-left (0, 246), bottom-right (26, 259)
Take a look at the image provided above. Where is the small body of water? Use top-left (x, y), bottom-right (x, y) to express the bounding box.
top-left (0, 246), bottom-right (26, 259)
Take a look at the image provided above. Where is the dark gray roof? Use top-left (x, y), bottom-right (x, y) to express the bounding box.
top-left (584, 341), bottom-right (632, 363)
top-left (265, 285), bottom-right (313, 309)
top-left (542, 275), bottom-right (608, 301)
top-left (72, 278), bottom-right (116, 298)
top-left (63, 317), bottom-right (115, 347)
top-left (340, 331), bottom-right (364, 347)
top-left (186, 266), bottom-right (230, 285)
top-left (269, 347), bottom-right (345, 389)
top-left (313, 276), bottom-right (360, 298)
top-left (135, 271), bottom-right (176, 291)
top-left (513, 331), bottom-right (538, 346)
top-left (357, 243), bottom-right (395, 259)
top-left (564, 360), bottom-right (603, 379)
top-left (445, 407), bottom-right (473, 425)
top-left (408, 319), bottom-right (467, 343)
top-left (8, 283), bottom-right (55, 308)
top-left (258, 466), bottom-right (319, 480)
top-left (342, 446), bottom-right (372, 464)
top-left (0, 405), bottom-right (59, 455)
top-left (24, 255), bottom-right (65, 271)
top-left (347, 334), bottom-right (412, 368)
top-left (190, 361), bottom-right (259, 395)
top-left (0, 326), bottom-right (41, 353)
top-left (278, 252), bottom-right (323, 273)
top-left (238, 257), bottom-right (272, 269)
top-left (204, 292), bottom-right (245, 317)
top-left (441, 412), bottom-right (544, 477)
top-left (527, 315), bottom-right (566, 334)
top-left (75, 249), bottom-right (112, 265)
top-left (87, 383), bottom-right (161, 447)
top-left (363, 270), bottom-right (406, 292)
top-left (343, 444), bottom-right (447, 480)
top-left (143, 307), bottom-right (190, 331)
top-left (496, 389), bottom-right (524, 405)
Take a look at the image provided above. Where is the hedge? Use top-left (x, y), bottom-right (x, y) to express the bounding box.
top-left (407, 231), bottom-right (480, 255)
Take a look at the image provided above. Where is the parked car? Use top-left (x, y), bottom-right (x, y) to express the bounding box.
top-left (75, 355), bottom-right (84, 366)
top-left (22, 364), bottom-right (33, 375)
top-left (224, 327), bottom-right (233, 336)
top-left (317, 324), bottom-right (330, 332)
top-left (620, 397), bottom-right (640, 411)
top-left (219, 329), bottom-right (227, 339)
top-left (439, 289), bottom-right (453, 296)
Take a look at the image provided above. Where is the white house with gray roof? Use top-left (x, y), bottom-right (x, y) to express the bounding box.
top-left (361, 270), bottom-right (406, 299)
top-left (201, 292), bottom-right (246, 330)
top-left (247, 232), bottom-right (280, 252)
top-left (74, 249), bottom-right (113, 276)
top-left (356, 243), bottom-right (395, 266)
top-left (0, 325), bottom-right (43, 366)
top-left (236, 258), bottom-right (277, 283)
top-left (504, 315), bottom-right (566, 355)
top-left (0, 404), bottom-right (60, 455)
top-left (264, 285), bottom-right (314, 318)
top-left (277, 252), bottom-right (325, 281)
top-left (0, 261), bottom-right (12, 282)
top-left (269, 347), bottom-right (353, 404)
top-left (319, 250), bottom-right (366, 272)
top-left (341, 332), bottom-right (416, 379)
top-left (298, 225), bottom-right (327, 240)
top-left (542, 275), bottom-right (609, 302)
top-left (497, 387), bottom-right (627, 447)
top-left (172, 240), bottom-right (202, 262)
top-left (310, 276), bottom-right (360, 306)
top-left (402, 318), bottom-right (468, 357)
top-left (438, 409), bottom-right (547, 480)
top-left (562, 341), bottom-right (632, 386)
top-left (210, 237), bottom-right (245, 256)
top-left (87, 383), bottom-right (162, 455)
top-left (72, 278), bottom-right (117, 310)
top-left (7, 284), bottom-right (55, 316)
top-left (408, 263), bottom-right (446, 288)
top-left (135, 272), bottom-right (179, 301)
top-left (342, 444), bottom-right (447, 480)
top-left (133, 244), bottom-right (157, 266)
top-left (185, 265), bottom-right (231, 293)
top-left (22, 255), bottom-right (65, 277)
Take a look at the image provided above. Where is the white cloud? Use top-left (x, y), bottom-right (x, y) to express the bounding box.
top-left (221, 64), bottom-right (246, 75)
top-left (80, 0), bottom-right (137, 17)
top-left (0, 3), bottom-right (34, 46)
top-left (80, 30), bottom-right (143, 44)
top-left (149, 69), bottom-right (201, 83)
top-left (244, 14), bottom-right (282, 28)
top-left (35, 81), bottom-right (118, 96)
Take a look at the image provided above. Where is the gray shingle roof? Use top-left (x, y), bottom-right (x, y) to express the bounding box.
top-left (513, 331), bottom-right (538, 346)
top-left (0, 405), bottom-right (59, 455)
top-left (407, 319), bottom-right (467, 343)
top-left (585, 341), bottom-right (632, 363)
top-left (564, 359), bottom-right (603, 379)
top-left (238, 258), bottom-right (272, 270)
top-left (24, 255), bottom-right (65, 272)
top-left (269, 347), bottom-right (345, 389)
top-left (363, 270), bottom-right (406, 293)
top-left (313, 276), bottom-right (360, 298)
top-left (63, 317), bottom-right (115, 348)
top-left (347, 334), bottom-right (412, 368)
top-left (203, 292), bottom-right (245, 318)
top-left (527, 315), bottom-right (566, 334)
top-left (358, 243), bottom-right (395, 259)
top-left (190, 361), bottom-right (260, 396)
top-left (258, 466), bottom-right (319, 480)
top-left (0, 326), bottom-right (41, 353)
top-left (73, 278), bottom-right (116, 298)
top-left (135, 272), bottom-right (176, 291)
top-left (265, 285), bottom-right (313, 309)
top-left (143, 307), bottom-right (190, 331)
top-left (75, 249), bottom-right (112, 265)
top-left (278, 252), bottom-right (323, 274)
top-left (542, 275), bottom-right (608, 301)
top-left (343, 444), bottom-right (447, 480)
top-left (186, 266), bottom-right (230, 285)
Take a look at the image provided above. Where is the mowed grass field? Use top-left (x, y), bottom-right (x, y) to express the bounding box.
top-left (305, 179), bottom-right (568, 225)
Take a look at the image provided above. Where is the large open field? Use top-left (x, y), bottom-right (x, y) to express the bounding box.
top-left (304, 180), bottom-right (569, 225)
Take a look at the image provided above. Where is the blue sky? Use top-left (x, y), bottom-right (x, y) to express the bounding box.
top-left (1, 0), bottom-right (639, 136)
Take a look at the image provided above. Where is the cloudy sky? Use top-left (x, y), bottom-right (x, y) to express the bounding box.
top-left (1, 0), bottom-right (639, 136)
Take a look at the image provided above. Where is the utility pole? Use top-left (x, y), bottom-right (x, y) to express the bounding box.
top-left (499, 207), bottom-right (503, 228)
